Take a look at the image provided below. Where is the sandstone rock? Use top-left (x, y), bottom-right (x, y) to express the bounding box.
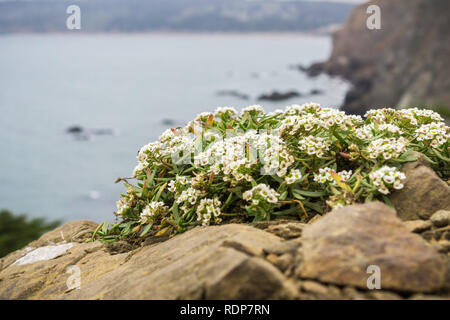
top-left (297, 202), bottom-right (448, 293)
top-left (2, 210), bottom-right (449, 300)
top-left (266, 253), bottom-right (293, 273)
top-left (31, 220), bottom-right (98, 246)
top-left (204, 257), bottom-right (298, 300)
top-left (264, 223), bottom-right (304, 239)
top-left (430, 210), bottom-right (450, 228)
top-left (341, 287), bottom-right (367, 300)
top-left (367, 291), bottom-right (402, 300)
top-left (390, 160), bottom-right (450, 220)
top-left (298, 281), bottom-right (344, 300)
top-left (432, 240), bottom-right (450, 254)
top-left (263, 239), bottom-right (301, 255)
top-left (221, 240), bottom-right (264, 258)
top-left (307, 214), bottom-right (322, 224)
top-left (300, 281), bottom-right (329, 296)
top-left (0, 220), bottom-right (98, 272)
top-left (0, 223), bottom-right (297, 300)
top-left (422, 226), bottom-right (450, 242)
top-left (403, 220), bottom-right (432, 233)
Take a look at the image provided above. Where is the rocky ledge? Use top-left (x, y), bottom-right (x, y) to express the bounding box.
top-left (1, 156), bottom-right (449, 300)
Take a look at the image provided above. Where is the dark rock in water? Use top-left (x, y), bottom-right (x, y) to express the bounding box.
top-left (258, 91), bottom-right (301, 101)
top-left (66, 126), bottom-right (116, 140)
top-left (296, 64), bottom-right (308, 72)
top-left (216, 90), bottom-right (250, 100)
top-left (161, 119), bottom-right (176, 126)
top-left (66, 126), bottom-right (84, 134)
top-left (309, 89), bottom-right (324, 96)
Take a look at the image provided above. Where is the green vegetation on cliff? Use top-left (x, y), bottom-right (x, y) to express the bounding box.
top-left (0, 210), bottom-right (61, 258)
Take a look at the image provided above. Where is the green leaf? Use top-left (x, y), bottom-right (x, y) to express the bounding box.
top-left (171, 203), bottom-right (180, 222)
top-left (154, 182), bottom-right (168, 202)
top-left (155, 226), bottom-right (171, 237)
top-left (101, 222), bottom-right (109, 235)
top-left (140, 224), bottom-right (153, 237)
top-left (381, 195), bottom-right (395, 209)
top-left (303, 201), bottom-right (323, 214)
top-left (231, 187), bottom-right (243, 198)
top-left (293, 189), bottom-right (327, 197)
top-left (292, 191), bottom-right (306, 200)
top-left (433, 149), bottom-right (450, 162)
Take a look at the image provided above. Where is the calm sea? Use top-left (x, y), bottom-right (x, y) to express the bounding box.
top-left (0, 33), bottom-right (348, 223)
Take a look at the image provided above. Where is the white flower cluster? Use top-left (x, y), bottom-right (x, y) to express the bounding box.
top-left (196, 198), bottom-right (222, 226)
top-left (398, 108), bottom-right (444, 125)
top-left (140, 201), bottom-right (168, 224)
top-left (280, 104), bottom-right (361, 136)
top-left (194, 133), bottom-right (252, 182)
top-left (214, 107), bottom-right (237, 117)
top-left (159, 128), bottom-right (195, 156)
top-left (194, 112), bottom-right (214, 122)
top-left (284, 103), bottom-right (321, 116)
top-left (255, 133), bottom-right (295, 177)
top-left (243, 184), bottom-right (280, 205)
top-left (317, 108), bottom-right (347, 128)
top-left (355, 125), bottom-right (373, 140)
top-left (133, 161), bottom-right (148, 177)
top-left (366, 108), bottom-right (443, 126)
top-left (414, 122), bottom-right (449, 148)
top-left (369, 166), bottom-right (406, 195)
top-left (137, 141), bottom-right (162, 162)
top-left (240, 105), bottom-right (264, 116)
top-left (364, 108), bottom-right (397, 123)
top-left (176, 187), bottom-right (201, 206)
top-left (378, 123), bottom-right (402, 134)
top-left (116, 198), bottom-right (129, 215)
top-left (194, 130), bottom-right (294, 180)
top-left (367, 137), bottom-right (408, 160)
top-left (168, 176), bottom-right (189, 192)
top-left (285, 169), bottom-right (302, 184)
top-left (355, 123), bottom-right (402, 140)
top-left (313, 167), bottom-right (352, 184)
top-left (279, 113), bottom-right (322, 134)
top-left (298, 135), bottom-right (330, 157)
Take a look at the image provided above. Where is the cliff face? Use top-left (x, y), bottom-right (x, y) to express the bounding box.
top-left (313, 0), bottom-right (450, 115)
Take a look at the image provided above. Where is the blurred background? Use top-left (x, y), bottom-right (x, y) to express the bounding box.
top-left (0, 0), bottom-right (448, 256)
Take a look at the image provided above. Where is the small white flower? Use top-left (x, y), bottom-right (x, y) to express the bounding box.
top-left (285, 169), bottom-right (302, 184)
top-left (140, 201), bottom-right (168, 224)
top-left (243, 184), bottom-right (280, 205)
top-left (369, 166), bottom-right (406, 195)
top-left (196, 198), bottom-right (222, 226)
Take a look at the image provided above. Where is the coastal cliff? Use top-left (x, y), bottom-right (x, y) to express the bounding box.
top-left (309, 0), bottom-right (450, 115)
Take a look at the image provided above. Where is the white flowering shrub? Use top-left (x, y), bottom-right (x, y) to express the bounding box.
top-left (94, 105), bottom-right (449, 242)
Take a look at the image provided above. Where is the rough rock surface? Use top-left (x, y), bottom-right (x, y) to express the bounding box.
top-left (1, 203), bottom-right (449, 300)
top-left (390, 158), bottom-right (450, 220)
top-left (0, 223), bottom-right (297, 300)
top-left (431, 211), bottom-right (450, 228)
top-left (298, 202), bottom-right (447, 293)
top-left (307, 0), bottom-right (450, 114)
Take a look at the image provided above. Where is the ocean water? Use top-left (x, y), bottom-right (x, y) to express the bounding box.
top-left (0, 33), bottom-right (349, 223)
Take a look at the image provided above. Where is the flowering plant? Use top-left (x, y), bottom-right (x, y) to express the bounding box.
top-left (93, 105), bottom-right (449, 242)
